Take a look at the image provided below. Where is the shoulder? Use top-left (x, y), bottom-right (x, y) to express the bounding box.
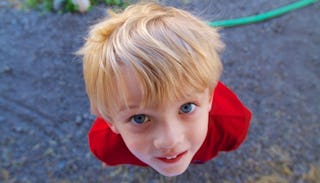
top-left (88, 117), bottom-right (109, 133)
top-left (88, 118), bottom-right (121, 164)
top-left (192, 82), bottom-right (251, 163)
top-left (88, 117), bottom-right (147, 166)
top-left (211, 82), bottom-right (251, 118)
top-left (210, 82), bottom-right (251, 151)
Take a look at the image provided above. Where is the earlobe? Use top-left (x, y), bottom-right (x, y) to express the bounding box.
top-left (102, 115), bottom-right (120, 134)
top-left (208, 94), bottom-right (214, 111)
top-left (110, 125), bottom-right (120, 134)
top-left (106, 121), bottom-right (120, 134)
top-left (95, 112), bottom-right (120, 134)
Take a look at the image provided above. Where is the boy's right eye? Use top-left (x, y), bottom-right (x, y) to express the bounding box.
top-left (130, 114), bottom-right (149, 124)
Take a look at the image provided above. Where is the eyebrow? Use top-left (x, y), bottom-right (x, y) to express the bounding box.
top-left (119, 104), bottom-right (141, 112)
top-left (117, 89), bottom-right (208, 113)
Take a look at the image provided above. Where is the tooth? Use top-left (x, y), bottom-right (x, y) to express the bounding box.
top-left (166, 155), bottom-right (177, 159)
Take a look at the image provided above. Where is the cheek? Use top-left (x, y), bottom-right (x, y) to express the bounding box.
top-left (188, 112), bottom-right (209, 145)
top-left (114, 121), bottom-right (154, 154)
top-left (119, 130), bottom-right (151, 155)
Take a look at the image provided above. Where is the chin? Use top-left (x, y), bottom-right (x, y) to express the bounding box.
top-left (165, 172), bottom-right (185, 177)
top-left (155, 165), bottom-right (188, 177)
top-left (159, 170), bottom-right (185, 177)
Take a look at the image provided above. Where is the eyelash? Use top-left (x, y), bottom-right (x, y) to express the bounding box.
top-left (129, 114), bottom-right (150, 125)
top-left (128, 102), bottom-right (197, 125)
top-left (179, 102), bottom-right (197, 114)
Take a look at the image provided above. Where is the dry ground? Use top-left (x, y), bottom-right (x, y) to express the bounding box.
top-left (0, 0), bottom-right (319, 182)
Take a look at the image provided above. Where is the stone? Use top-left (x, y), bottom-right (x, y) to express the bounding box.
top-left (72, 0), bottom-right (90, 13)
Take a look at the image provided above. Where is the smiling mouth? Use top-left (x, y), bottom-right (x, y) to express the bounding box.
top-left (157, 151), bottom-right (187, 163)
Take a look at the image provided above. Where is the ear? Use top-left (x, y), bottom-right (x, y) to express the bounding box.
top-left (91, 105), bottom-right (120, 134)
top-left (108, 122), bottom-right (120, 134)
top-left (105, 120), bottom-right (119, 134)
top-left (208, 92), bottom-right (214, 112)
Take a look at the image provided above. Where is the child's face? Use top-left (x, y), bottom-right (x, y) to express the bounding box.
top-left (108, 68), bottom-right (212, 176)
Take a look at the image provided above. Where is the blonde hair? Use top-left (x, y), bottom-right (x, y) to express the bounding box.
top-left (77, 2), bottom-right (224, 119)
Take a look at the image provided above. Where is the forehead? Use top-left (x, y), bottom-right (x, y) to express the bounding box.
top-left (114, 66), bottom-right (207, 111)
top-left (118, 67), bottom-right (143, 106)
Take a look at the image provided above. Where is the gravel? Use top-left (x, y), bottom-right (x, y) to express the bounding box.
top-left (0, 0), bottom-right (319, 182)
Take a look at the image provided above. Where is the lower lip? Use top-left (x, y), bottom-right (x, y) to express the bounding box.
top-left (157, 151), bottom-right (187, 164)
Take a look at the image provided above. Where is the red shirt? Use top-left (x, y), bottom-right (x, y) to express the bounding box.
top-left (88, 82), bottom-right (251, 166)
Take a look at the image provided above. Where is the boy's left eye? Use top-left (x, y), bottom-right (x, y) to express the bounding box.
top-left (179, 103), bottom-right (196, 114)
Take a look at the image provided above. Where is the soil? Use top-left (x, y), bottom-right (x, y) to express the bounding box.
top-left (1, 0), bottom-right (319, 182)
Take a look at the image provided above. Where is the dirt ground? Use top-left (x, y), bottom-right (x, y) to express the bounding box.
top-left (0, 0), bottom-right (319, 182)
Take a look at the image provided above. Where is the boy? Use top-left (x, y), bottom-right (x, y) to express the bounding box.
top-left (77, 2), bottom-right (251, 177)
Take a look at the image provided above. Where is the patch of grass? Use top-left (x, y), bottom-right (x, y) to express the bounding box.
top-left (255, 175), bottom-right (287, 183)
top-left (24, 0), bottom-right (37, 8)
top-left (246, 161), bottom-right (320, 183)
top-left (303, 163), bottom-right (320, 183)
top-left (64, 0), bottom-right (78, 12)
top-left (22, 0), bottom-right (132, 13)
top-left (91, 0), bottom-right (130, 9)
top-left (23, 0), bottom-right (55, 11)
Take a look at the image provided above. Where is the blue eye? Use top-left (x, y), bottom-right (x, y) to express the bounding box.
top-left (131, 114), bottom-right (149, 124)
top-left (180, 103), bottom-right (196, 114)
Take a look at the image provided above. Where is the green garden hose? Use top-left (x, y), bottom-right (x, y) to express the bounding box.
top-left (209, 0), bottom-right (319, 28)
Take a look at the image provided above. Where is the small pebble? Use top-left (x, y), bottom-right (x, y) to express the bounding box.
top-left (0, 65), bottom-right (12, 74)
top-left (75, 115), bottom-right (82, 125)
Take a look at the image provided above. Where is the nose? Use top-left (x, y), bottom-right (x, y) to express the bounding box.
top-left (153, 118), bottom-right (184, 150)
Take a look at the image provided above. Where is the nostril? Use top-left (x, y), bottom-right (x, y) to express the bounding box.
top-left (153, 119), bottom-right (185, 149)
top-left (153, 134), bottom-right (183, 149)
